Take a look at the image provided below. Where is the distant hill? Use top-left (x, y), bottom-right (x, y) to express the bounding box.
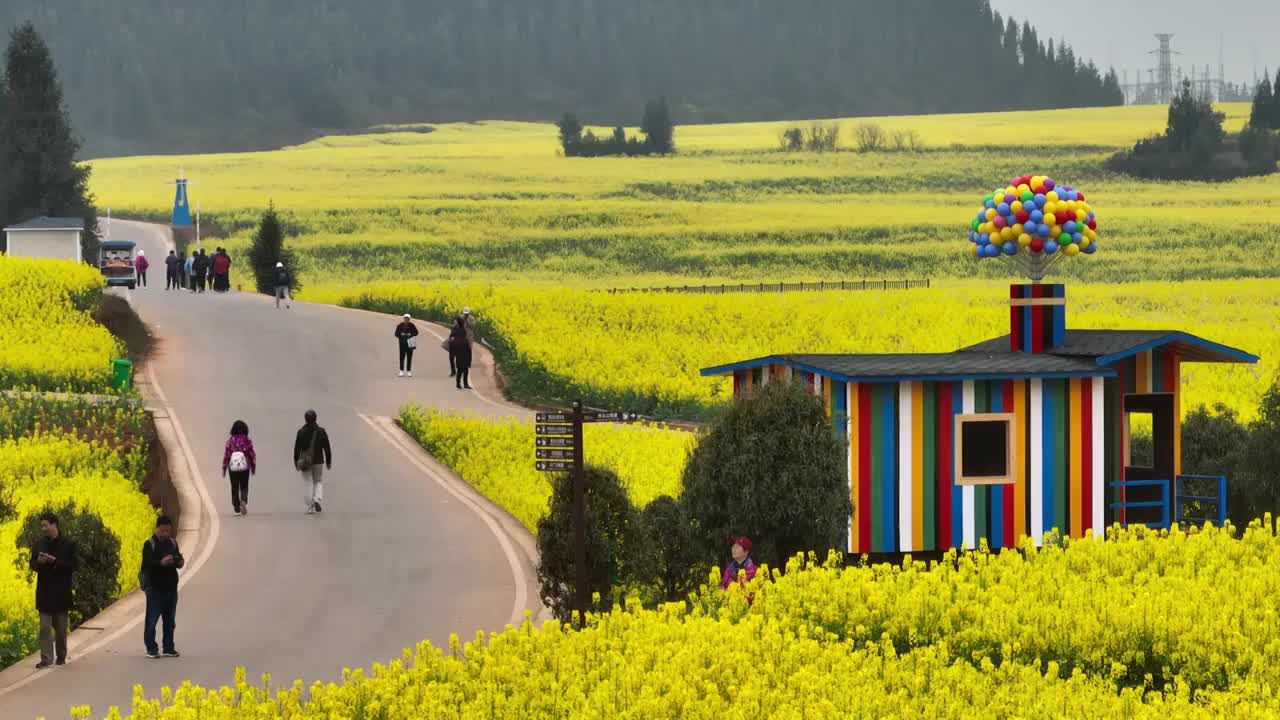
top-left (2, 0), bottom-right (1122, 157)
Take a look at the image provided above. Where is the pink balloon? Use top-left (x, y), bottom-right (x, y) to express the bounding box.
top-left (992, 215), bottom-right (1007, 229)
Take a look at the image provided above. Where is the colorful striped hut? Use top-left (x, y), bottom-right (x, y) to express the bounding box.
top-left (701, 284), bottom-right (1258, 554)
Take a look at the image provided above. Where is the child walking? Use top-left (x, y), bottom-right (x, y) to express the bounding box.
top-left (222, 420), bottom-right (257, 515)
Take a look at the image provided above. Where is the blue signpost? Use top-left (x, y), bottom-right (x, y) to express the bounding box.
top-left (171, 170), bottom-right (193, 226)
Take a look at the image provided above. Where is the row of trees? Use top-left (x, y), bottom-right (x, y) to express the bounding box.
top-left (1181, 379), bottom-right (1280, 530)
top-left (557, 98), bottom-right (675, 157)
top-left (0, 23), bottom-right (95, 257)
top-left (1249, 68), bottom-right (1280, 131)
top-left (536, 383), bottom-right (851, 620)
top-left (1, 1), bottom-right (1121, 155)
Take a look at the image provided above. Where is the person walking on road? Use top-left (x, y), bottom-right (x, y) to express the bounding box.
top-left (449, 316), bottom-right (473, 390)
top-left (294, 410), bottom-right (333, 514)
top-left (193, 249), bottom-right (209, 293)
top-left (396, 313), bottom-right (419, 377)
top-left (222, 420), bottom-right (257, 515)
top-left (164, 250), bottom-right (179, 290)
top-left (30, 512), bottom-right (76, 669)
top-left (141, 515), bottom-right (184, 659)
top-left (134, 250), bottom-right (149, 288)
top-left (273, 261), bottom-right (292, 309)
top-left (212, 248), bottom-right (231, 292)
top-left (447, 308), bottom-right (475, 377)
top-left (183, 252), bottom-right (195, 291)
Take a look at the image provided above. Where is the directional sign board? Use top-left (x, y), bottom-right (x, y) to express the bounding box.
top-left (583, 411), bottom-right (638, 423)
top-left (536, 437), bottom-right (575, 448)
top-left (536, 449), bottom-right (576, 460)
top-left (535, 460), bottom-right (574, 472)
top-left (536, 412), bottom-right (572, 424)
top-left (536, 424), bottom-right (575, 436)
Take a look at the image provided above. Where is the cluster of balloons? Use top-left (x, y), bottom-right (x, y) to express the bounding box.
top-left (968, 175), bottom-right (1100, 259)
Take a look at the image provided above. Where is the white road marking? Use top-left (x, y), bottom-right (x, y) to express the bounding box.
top-left (359, 413), bottom-right (529, 628)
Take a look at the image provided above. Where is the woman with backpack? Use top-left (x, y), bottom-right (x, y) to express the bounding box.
top-left (222, 420), bottom-right (257, 515)
top-left (449, 316), bottom-right (473, 390)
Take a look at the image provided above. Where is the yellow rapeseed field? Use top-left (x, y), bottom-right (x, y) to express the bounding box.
top-left (70, 522), bottom-right (1280, 719)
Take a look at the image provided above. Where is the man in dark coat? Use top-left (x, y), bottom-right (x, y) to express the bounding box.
top-left (141, 515), bottom-right (184, 658)
top-left (164, 250), bottom-right (179, 290)
top-left (192, 248), bottom-right (210, 293)
top-left (30, 512), bottom-right (77, 668)
top-left (294, 409), bottom-right (334, 514)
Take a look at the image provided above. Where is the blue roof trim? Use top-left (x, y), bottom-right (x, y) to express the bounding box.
top-left (701, 356), bottom-right (1116, 383)
top-left (1095, 331), bottom-right (1259, 366)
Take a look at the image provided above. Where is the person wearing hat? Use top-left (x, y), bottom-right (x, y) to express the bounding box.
top-left (395, 313), bottom-right (419, 377)
top-left (720, 536), bottom-right (757, 590)
top-left (272, 261), bottom-right (292, 309)
top-left (134, 250), bottom-right (149, 288)
top-left (448, 308), bottom-right (476, 378)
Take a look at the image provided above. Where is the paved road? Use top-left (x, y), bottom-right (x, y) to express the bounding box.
top-left (0, 220), bottom-right (538, 719)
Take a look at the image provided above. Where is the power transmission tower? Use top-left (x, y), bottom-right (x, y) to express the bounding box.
top-left (1150, 33), bottom-right (1180, 104)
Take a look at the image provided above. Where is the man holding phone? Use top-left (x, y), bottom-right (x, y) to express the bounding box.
top-left (31, 512), bottom-right (77, 669)
top-left (140, 516), bottom-right (184, 659)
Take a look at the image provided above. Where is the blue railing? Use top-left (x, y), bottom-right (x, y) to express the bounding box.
top-left (1175, 474), bottom-right (1228, 527)
top-left (1109, 479), bottom-right (1170, 529)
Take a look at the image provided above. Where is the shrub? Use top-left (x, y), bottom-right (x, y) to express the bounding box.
top-left (889, 128), bottom-right (924, 152)
top-left (804, 122), bottom-right (840, 152)
top-left (536, 466), bottom-right (641, 622)
top-left (14, 502), bottom-right (121, 626)
top-left (681, 381), bottom-right (851, 568)
top-left (635, 495), bottom-right (704, 604)
top-left (777, 127), bottom-right (804, 152)
top-left (854, 122), bottom-right (885, 152)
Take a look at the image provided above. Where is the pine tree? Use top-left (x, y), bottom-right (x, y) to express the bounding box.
top-left (557, 113), bottom-right (583, 157)
top-left (0, 23), bottom-right (96, 261)
top-left (1251, 74), bottom-right (1273, 129)
top-left (640, 97), bottom-right (675, 154)
top-left (1272, 67), bottom-right (1280, 129)
top-left (246, 203), bottom-right (299, 296)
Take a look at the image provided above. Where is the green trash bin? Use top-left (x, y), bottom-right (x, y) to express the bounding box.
top-left (111, 359), bottom-right (133, 392)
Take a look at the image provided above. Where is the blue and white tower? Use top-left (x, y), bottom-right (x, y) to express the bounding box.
top-left (171, 167), bottom-right (193, 226)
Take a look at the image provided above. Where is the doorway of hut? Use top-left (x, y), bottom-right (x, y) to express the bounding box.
top-left (1119, 393), bottom-right (1176, 527)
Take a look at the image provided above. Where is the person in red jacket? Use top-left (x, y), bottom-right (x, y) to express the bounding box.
top-left (134, 251), bottom-right (149, 288)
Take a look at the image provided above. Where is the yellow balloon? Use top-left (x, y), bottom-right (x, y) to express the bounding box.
top-left (985, 208), bottom-right (997, 220)
top-left (1011, 223), bottom-right (1024, 235)
top-left (971, 244), bottom-right (980, 257)
top-left (1001, 227), bottom-right (1015, 241)
top-left (1079, 237), bottom-right (1092, 249)
top-left (1076, 209), bottom-right (1087, 222)
top-left (1018, 233), bottom-right (1032, 247)
top-left (1066, 200), bottom-right (1078, 211)
top-left (1051, 225), bottom-right (1062, 237)
top-left (1065, 243), bottom-right (1081, 256)
top-left (1085, 228), bottom-right (1096, 241)
top-left (1017, 184), bottom-right (1032, 195)
top-left (1044, 202), bottom-right (1057, 215)
top-left (1012, 200), bottom-right (1024, 213)
top-left (1005, 186), bottom-right (1017, 196)
top-left (1046, 191), bottom-right (1060, 203)
top-left (1081, 202), bottom-right (1091, 214)
top-left (1030, 175), bottom-right (1043, 188)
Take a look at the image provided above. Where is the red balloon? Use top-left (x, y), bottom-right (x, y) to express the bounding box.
top-left (1087, 219), bottom-right (1097, 230)
top-left (1055, 211), bottom-right (1070, 226)
top-left (1015, 209), bottom-right (1030, 223)
top-left (1030, 238), bottom-right (1045, 252)
top-left (1076, 192), bottom-right (1085, 201)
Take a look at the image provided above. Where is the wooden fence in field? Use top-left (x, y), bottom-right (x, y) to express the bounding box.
top-left (603, 278), bottom-right (930, 295)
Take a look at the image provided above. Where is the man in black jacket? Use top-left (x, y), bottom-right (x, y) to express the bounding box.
top-left (273, 261), bottom-right (291, 309)
top-left (31, 512), bottom-right (76, 669)
top-left (140, 515), bottom-right (184, 659)
top-left (192, 249), bottom-right (209, 293)
top-left (294, 409), bottom-right (333, 514)
top-left (164, 250), bottom-right (179, 290)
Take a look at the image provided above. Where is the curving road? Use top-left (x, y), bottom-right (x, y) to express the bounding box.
top-left (0, 220), bottom-right (539, 720)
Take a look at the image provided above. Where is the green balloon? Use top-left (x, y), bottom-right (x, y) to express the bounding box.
top-left (1021, 190), bottom-right (1034, 202)
top-left (972, 218), bottom-right (980, 231)
top-left (982, 194), bottom-right (993, 204)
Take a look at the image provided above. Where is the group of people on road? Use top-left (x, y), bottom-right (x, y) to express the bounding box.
top-left (156, 247), bottom-right (233, 292)
top-left (28, 410), bottom-right (334, 669)
top-left (393, 308), bottom-right (475, 389)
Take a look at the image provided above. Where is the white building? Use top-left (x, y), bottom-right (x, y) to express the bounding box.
top-left (4, 216), bottom-right (85, 262)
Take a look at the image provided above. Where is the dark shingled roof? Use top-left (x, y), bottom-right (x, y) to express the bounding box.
top-left (960, 330), bottom-right (1256, 365)
top-left (702, 352), bottom-right (1112, 382)
top-left (3, 216), bottom-right (84, 231)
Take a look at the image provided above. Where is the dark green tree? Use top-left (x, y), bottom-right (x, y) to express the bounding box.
top-left (536, 466), bottom-right (641, 623)
top-left (681, 381), bottom-right (851, 569)
top-left (0, 23), bottom-right (96, 260)
top-left (1250, 75), bottom-right (1274, 130)
top-left (14, 503), bottom-right (121, 628)
top-left (1167, 78), bottom-right (1224, 153)
top-left (1238, 377), bottom-right (1280, 527)
top-left (640, 97), bottom-right (675, 154)
top-left (246, 203), bottom-right (300, 296)
top-left (1272, 67), bottom-right (1280, 129)
top-left (557, 113), bottom-right (583, 157)
top-left (635, 495), bottom-right (705, 604)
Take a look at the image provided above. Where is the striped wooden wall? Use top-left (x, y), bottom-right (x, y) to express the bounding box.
top-left (843, 378), bottom-right (1105, 554)
top-left (1104, 347), bottom-right (1181, 522)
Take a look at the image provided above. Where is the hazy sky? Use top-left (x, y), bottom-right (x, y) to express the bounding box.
top-left (989, 0), bottom-right (1278, 87)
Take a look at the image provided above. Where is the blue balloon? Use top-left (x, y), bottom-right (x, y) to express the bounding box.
top-left (1002, 241), bottom-right (1017, 255)
top-left (1044, 240), bottom-right (1059, 254)
top-left (1037, 225), bottom-right (1051, 237)
top-left (985, 200), bottom-right (996, 209)
top-left (979, 233), bottom-right (991, 245)
top-left (987, 244), bottom-right (1001, 257)
top-left (1031, 210), bottom-right (1044, 223)
top-left (1083, 242), bottom-right (1097, 254)
top-left (1072, 232), bottom-right (1083, 244)
top-left (997, 202), bottom-right (1011, 215)
top-left (1034, 193), bottom-right (1047, 206)
top-left (1023, 221), bottom-right (1038, 235)
top-left (1064, 220), bottom-right (1077, 233)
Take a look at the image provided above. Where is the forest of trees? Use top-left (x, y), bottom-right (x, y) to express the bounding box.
top-left (0, 0), bottom-right (1122, 157)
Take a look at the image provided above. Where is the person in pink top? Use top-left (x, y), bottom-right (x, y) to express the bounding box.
top-left (222, 420), bottom-right (257, 515)
top-left (134, 251), bottom-right (149, 288)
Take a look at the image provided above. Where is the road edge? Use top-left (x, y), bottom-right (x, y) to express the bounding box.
top-left (359, 414), bottom-right (552, 627)
top-left (0, 361), bottom-right (218, 699)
